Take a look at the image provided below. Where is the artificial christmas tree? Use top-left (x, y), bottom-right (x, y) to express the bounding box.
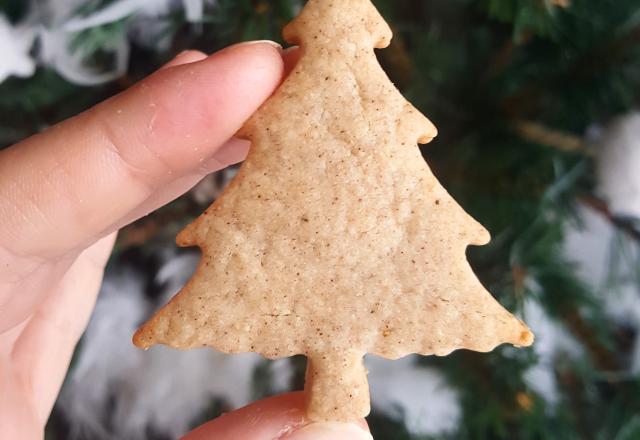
top-left (0, 0), bottom-right (626, 438)
top-left (134, 0), bottom-right (533, 421)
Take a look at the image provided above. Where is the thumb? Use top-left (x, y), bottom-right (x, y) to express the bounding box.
top-left (0, 41), bottom-right (284, 259)
top-left (182, 392), bottom-right (372, 440)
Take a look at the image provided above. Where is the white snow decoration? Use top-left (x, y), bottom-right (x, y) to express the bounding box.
top-left (522, 300), bottom-right (582, 405)
top-left (564, 205), bottom-right (614, 291)
top-left (270, 358), bottom-right (295, 393)
top-left (0, 15), bottom-right (36, 83)
top-left (564, 204), bottom-right (640, 373)
top-left (36, 0), bottom-right (89, 27)
top-left (596, 112), bottom-right (640, 219)
top-left (60, 252), bottom-right (262, 440)
top-left (367, 355), bottom-right (461, 436)
top-left (126, 14), bottom-right (174, 51)
top-left (25, 0), bottom-right (215, 86)
top-left (63, 0), bottom-right (212, 31)
top-left (35, 0), bottom-right (139, 86)
top-left (59, 268), bottom-right (148, 439)
top-left (183, 0), bottom-right (204, 22)
top-left (63, 0), bottom-right (170, 32)
top-left (38, 26), bottom-right (130, 86)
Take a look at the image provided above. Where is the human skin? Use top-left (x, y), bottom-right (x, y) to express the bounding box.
top-left (0, 42), bottom-right (369, 440)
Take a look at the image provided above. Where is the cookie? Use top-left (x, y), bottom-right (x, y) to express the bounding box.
top-left (134, 0), bottom-right (533, 422)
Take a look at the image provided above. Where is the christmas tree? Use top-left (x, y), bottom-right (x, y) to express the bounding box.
top-left (1, 0), bottom-right (638, 438)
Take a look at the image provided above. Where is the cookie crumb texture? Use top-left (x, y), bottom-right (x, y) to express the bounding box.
top-left (134, 0), bottom-right (533, 422)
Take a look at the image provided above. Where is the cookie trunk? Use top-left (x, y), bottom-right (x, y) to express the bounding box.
top-left (304, 350), bottom-right (370, 421)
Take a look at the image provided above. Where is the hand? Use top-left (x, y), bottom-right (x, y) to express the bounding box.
top-left (0, 42), bottom-right (370, 439)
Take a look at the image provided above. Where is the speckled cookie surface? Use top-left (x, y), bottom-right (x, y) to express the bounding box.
top-left (133, 0), bottom-right (533, 422)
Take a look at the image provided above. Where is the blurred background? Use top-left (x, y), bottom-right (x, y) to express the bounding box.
top-left (2, 0), bottom-right (640, 439)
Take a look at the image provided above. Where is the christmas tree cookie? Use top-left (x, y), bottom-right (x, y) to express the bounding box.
top-left (134, 0), bottom-right (534, 422)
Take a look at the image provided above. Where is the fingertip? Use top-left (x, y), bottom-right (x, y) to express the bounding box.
top-left (95, 40), bottom-right (285, 179)
top-left (182, 392), bottom-right (306, 440)
top-left (181, 392), bottom-right (370, 440)
top-left (150, 40), bottom-right (285, 145)
top-left (212, 40), bottom-right (285, 90)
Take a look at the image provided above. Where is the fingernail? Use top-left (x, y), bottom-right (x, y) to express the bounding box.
top-left (230, 39), bottom-right (283, 51)
top-left (176, 49), bottom-right (207, 59)
top-left (161, 50), bottom-right (208, 70)
top-left (286, 422), bottom-right (373, 440)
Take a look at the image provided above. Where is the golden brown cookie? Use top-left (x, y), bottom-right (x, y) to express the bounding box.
top-left (134, 0), bottom-right (533, 422)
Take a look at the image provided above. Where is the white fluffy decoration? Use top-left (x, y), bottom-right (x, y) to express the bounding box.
top-left (521, 300), bottom-right (582, 405)
top-left (562, 111), bottom-right (640, 372)
top-left (183, 0), bottom-right (205, 22)
top-left (38, 26), bottom-right (130, 86)
top-left (269, 358), bottom-right (295, 394)
top-left (0, 0), bottom-right (212, 86)
top-left (596, 112), bottom-right (640, 219)
top-left (367, 355), bottom-right (461, 436)
top-left (0, 14), bottom-right (36, 82)
top-left (564, 206), bottom-right (615, 292)
top-left (60, 252), bottom-right (263, 440)
top-left (36, 0), bottom-right (88, 26)
top-left (564, 204), bottom-right (640, 373)
top-left (63, 0), bottom-right (171, 32)
top-left (41, 0), bottom-right (171, 85)
top-left (60, 267), bottom-right (149, 439)
top-left (62, 0), bottom-right (206, 30)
